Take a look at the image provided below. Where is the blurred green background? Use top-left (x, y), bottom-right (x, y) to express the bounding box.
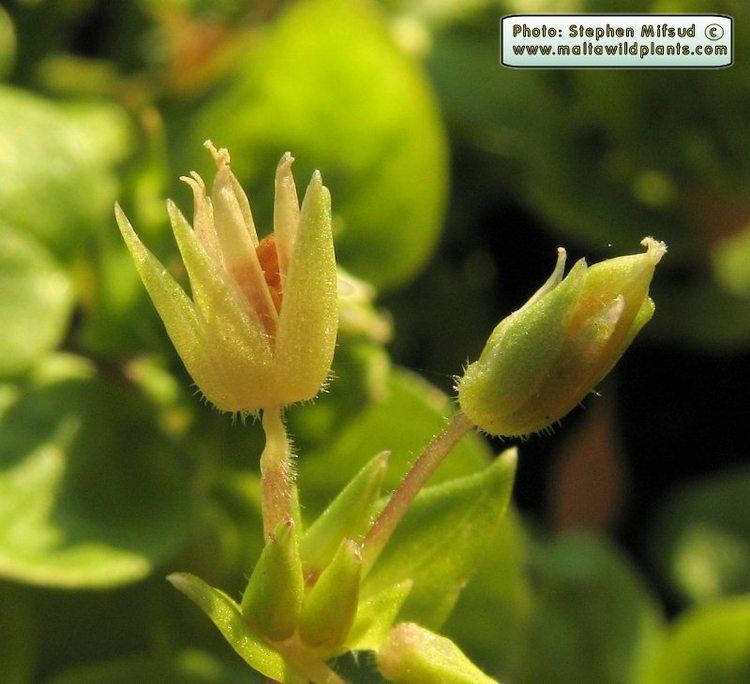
top-left (1, 0), bottom-right (749, 682)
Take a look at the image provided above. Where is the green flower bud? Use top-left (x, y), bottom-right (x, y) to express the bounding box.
top-left (299, 539), bottom-right (362, 650)
top-left (458, 238), bottom-right (666, 437)
top-left (377, 622), bottom-right (498, 684)
top-left (241, 518), bottom-right (304, 641)
top-left (116, 142), bottom-right (337, 413)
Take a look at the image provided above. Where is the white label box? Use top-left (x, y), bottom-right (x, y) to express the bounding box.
top-left (501, 14), bottom-right (733, 69)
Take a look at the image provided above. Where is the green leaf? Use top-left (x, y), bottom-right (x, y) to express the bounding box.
top-left (288, 340), bottom-right (392, 455)
top-left (183, 0), bottom-right (448, 290)
top-left (363, 449), bottom-right (517, 629)
top-left (167, 573), bottom-right (287, 681)
top-left (711, 224), bottom-right (750, 297)
top-left (0, 359), bottom-right (191, 588)
top-left (0, 86), bottom-right (131, 260)
top-left (642, 596), bottom-right (750, 684)
top-left (519, 532), bottom-right (663, 684)
top-left (442, 508), bottom-right (532, 678)
top-left (0, 225), bottom-right (73, 378)
top-left (298, 367), bottom-right (490, 517)
top-left (47, 649), bottom-right (260, 683)
top-left (651, 467), bottom-right (750, 604)
top-left (184, 467), bottom-right (265, 589)
top-left (377, 622), bottom-right (498, 684)
top-left (0, 584), bottom-right (35, 684)
top-left (347, 580), bottom-right (413, 651)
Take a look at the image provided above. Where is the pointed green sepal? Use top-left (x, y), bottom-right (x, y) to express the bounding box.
top-left (114, 204), bottom-right (211, 388)
top-left (274, 171), bottom-right (338, 404)
top-left (302, 451), bottom-right (389, 580)
top-left (241, 519), bottom-right (304, 641)
top-left (166, 573), bottom-right (287, 681)
top-left (299, 539), bottom-right (362, 650)
top-left (347, 580), bottom-right (414, 651)
top-left (377, 623), bottom-right (498, 684)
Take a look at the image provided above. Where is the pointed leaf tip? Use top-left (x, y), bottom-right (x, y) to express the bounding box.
top-left (166, 572), bottom-right (285, 680)
top-left (302, 452), bottom-right (389, 578)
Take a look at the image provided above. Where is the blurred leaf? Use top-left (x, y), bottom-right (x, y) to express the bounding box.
top-left (0, 5), bottom-right (15, 79)
top-left (0, 225), bottom-right (73, 378)
top-left (167, 573), bottom-right (286, 681)
top-left (32, 576), bottom-right (170, 675)
top-left (381, 0), bottom-right (491, 28)
top-left (184, 0), bottom-right (448, 290)
top-left (47, 649), bottom-right (259, 683)
top-left (363, 449), bottom-right (517, 629)
top-left (442, 508), bottom-right (531, 679)
top-left (0, 358), bottom-right (192, 588)
top-left (35, 54), bottom-right (121, 98)
top-left (652, 467), bottom-right (750, 604)
top-left (297, 366), bottom-right (490, 516)
top-left (641, 596), bottom-right (750, 684)
top-left (0, 583), bottom-right (36, 684)
top-left (288, 340), bottom-right (392, 457)
top-left (77, 109), bottom-right (174, 360)
top-left (519, 533), bottom-right (663, 684)
top-left (337, 267), bottom-right (392, 344)
top-left (0, 86), bottom-right (131, 260)
top-left (712, 225), bottom-right (750, 298)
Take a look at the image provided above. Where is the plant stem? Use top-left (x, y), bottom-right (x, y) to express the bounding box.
top-left (260, 406), bottom-right (296, 538)
top-left (362, 412), bottom-right (473, 573)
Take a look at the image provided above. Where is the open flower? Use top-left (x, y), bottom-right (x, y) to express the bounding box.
top-left (458, 238), bottom-right (666, 437)
top-left (116, 142), bottom-right (338, 412)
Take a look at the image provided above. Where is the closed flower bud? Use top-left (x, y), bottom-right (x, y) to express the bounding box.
top-left (458, 238), bottom-right (666, 437)
top-left (116, 142), bottom-right (337, 413)
top-left (241, 518), bottom-right (304, 641)
top-left (299, 539), bottom-right (362, 650)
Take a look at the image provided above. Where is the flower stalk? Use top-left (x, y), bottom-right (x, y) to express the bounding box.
top-left (260, 407), bottom-right (297, 538)
top-left (362, 412), bottom-right (473, 573)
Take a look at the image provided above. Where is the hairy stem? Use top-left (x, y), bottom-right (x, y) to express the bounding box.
top-left (362, 412), bottom-right (473, 573)
top-left (260, 406), bottom-right (296, 538)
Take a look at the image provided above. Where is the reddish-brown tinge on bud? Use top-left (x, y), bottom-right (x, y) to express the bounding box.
top-left (257, 234), bottom-right (283, 313)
